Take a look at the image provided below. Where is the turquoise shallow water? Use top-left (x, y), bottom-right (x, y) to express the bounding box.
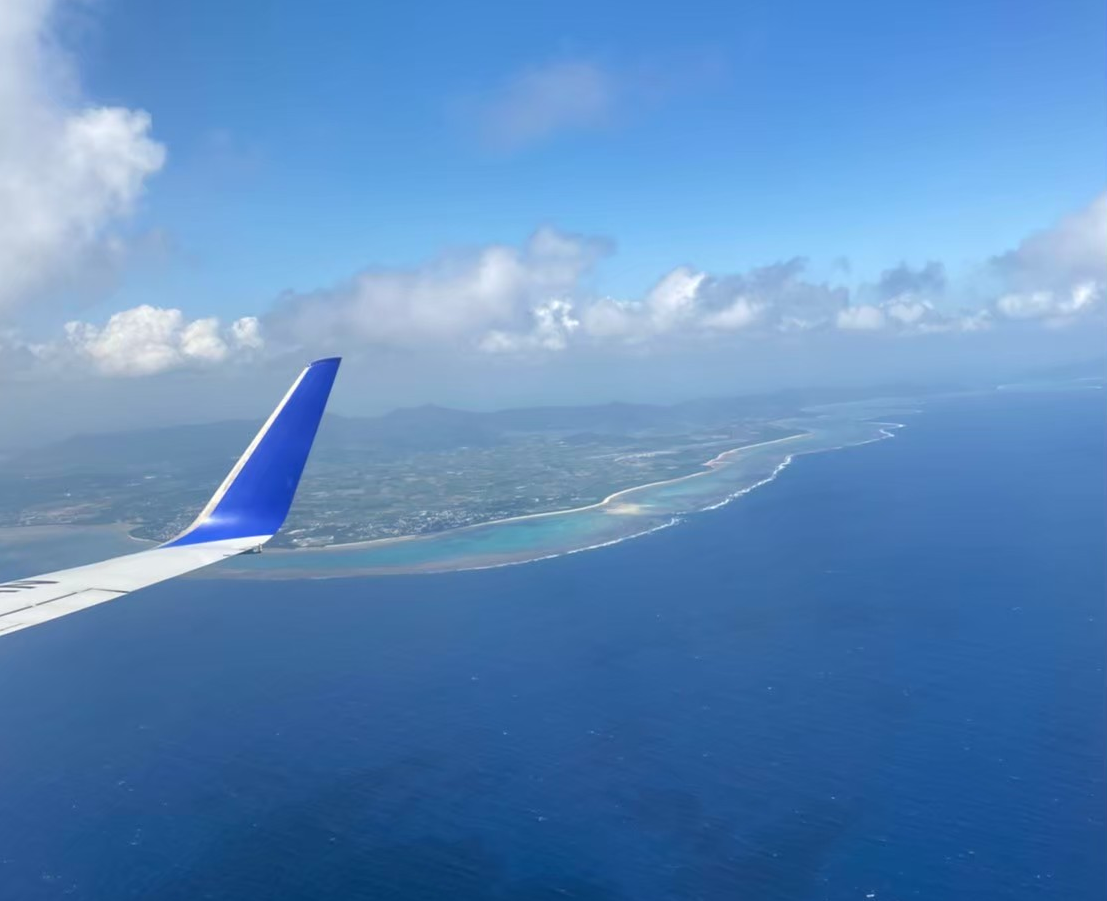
top-left (222, 399), bottom-right (916, 577)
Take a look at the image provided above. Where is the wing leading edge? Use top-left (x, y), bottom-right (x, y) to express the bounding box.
top-left (0, 357), bottom-right (340, 638)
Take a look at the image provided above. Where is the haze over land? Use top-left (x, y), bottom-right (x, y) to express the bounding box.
top-left (3, 364), bottom-right (1099, 560)
top-left (0, 385), bottom-right (867, 547)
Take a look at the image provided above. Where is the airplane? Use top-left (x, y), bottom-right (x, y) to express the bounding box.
top-left (0, 357), bottom-right (341, 638)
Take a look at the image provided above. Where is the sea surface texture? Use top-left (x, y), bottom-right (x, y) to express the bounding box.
top-left (0, 389), bottom-right (1103, 900)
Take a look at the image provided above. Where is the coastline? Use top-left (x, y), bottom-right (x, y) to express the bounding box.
top-left (5, 385), bottom-right (1097, 586)
top-left (0, 407), bottom-right (912, 583)
top-left (298, 428), bottom-right (811, 555)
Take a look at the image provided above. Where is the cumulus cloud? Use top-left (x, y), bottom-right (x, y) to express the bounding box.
top-left (7, 194), bottom-right (1102, 379)
top-left (578, 260), bottom-right (850, 343)
top-left (709, 260), bottom-right (848, 333)
top-left (267, 226), bottom-right (611, 350)
top-left (262, 202), bottom-right (1107, 362)
top-left (26, 306), bottom-right (264, 376)
top-left (836, 199), bottom-right (1107, 336)
top-left (230, 315), bottom-right (264, 350)
top-left (989, 194), bottom-right (1106, 326)
top-left (837, 299), bottom-right (990, 335)
top-left (268, 238), bottom-right (868, 358)
top-left (991, 194), bottom-right (1106, 292)
top-left (835, 261), bottom-right (958, 334)
top-left (581, 268), bottom-right (713, 340)
top-left (700, 296), bottom-right (762, 331)
top-left (995, 282), bottom-right (1101, 324)
top-left (0, 0), bottom-right (165, 316)
top-left (479, 299), bottom-right (580, 353)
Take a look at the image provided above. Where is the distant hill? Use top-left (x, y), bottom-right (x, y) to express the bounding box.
top-left (4, 420), bottom-right (258, 477)
top-left (2, 382), bottom-right (939, 478)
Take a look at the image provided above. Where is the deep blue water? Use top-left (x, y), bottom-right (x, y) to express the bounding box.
top-left (0, 390), bottom-right (1103, 900)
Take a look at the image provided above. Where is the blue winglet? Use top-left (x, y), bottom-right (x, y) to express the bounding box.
top-left (164, 358), bottom-right (341, 547)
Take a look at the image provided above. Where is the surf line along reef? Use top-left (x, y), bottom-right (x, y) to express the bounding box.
top-left (220, 400), bottom-right (913, 579)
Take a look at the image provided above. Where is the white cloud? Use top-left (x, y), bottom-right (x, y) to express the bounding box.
top-left (268, 227), bottom-right (610, 351)
top-left (578, 268), bottom-right (711, 342)
top-left (701, 296), bottom-right (762, 331)
top-left (835, 297), bottom-right (996, 335)
top-left (714, 259), bottom-right (848, 332)
top-left (836, 305), bottom-right (886, 331)
top-left (0, 0), bottom-right (165, 316)
top-left (579, 297), bottom-right (637, 339)
top-left (884, 300), bottom-right (932, 326)
top-left (478, 197), bottom-right (1105, 352)
top-left (647, 268), bottom-right (705, 330)
top-left (996, 282), bottom-right (1102, 323)
top-left (8, 194), bottom-right (1102, 380)
top-left (230, 315), bottom-right (264, 350)
top-left (480, 299), bottom-right (580, 353)
top-left (990, 193), bottom-right (1106, 326)
top-left (992, 194), bottom-right (1107, 291)
top-left (267, 212), bottom-right (1100, 361)
top-left (56, 305), bottom-right (262, 376)
top-left (578, 261), bottom-right (845, 344)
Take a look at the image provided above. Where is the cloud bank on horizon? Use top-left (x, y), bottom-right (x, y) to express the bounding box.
top-left (268, 191), bottom-right (1105, 353)
top-left (26, 192), bottom-right (1100, 377)
top-left (0, 0), bottom-right (1103, 382)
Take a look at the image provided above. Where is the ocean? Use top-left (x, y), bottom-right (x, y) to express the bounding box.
top-left (0, 388), bottom-right (1103, 900)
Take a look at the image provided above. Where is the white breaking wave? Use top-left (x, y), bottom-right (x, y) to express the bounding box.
top-left (449, 516), bottom-right (685, 574)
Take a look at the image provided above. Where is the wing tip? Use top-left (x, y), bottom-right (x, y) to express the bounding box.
top-left (162, 357), bottom-right (341, 548)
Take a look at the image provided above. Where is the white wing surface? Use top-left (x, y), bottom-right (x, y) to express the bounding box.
top-left (0, 357), bottom-right (341, 638)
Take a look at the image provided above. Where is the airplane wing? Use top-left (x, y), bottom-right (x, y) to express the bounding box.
top-left (0, 357), bottom-right (341, 638)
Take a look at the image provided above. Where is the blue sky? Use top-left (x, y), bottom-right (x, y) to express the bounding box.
top-left (75, 0), bottom-right (1103, 313)
top-left (0, 0), bottom-right (1104, 436)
